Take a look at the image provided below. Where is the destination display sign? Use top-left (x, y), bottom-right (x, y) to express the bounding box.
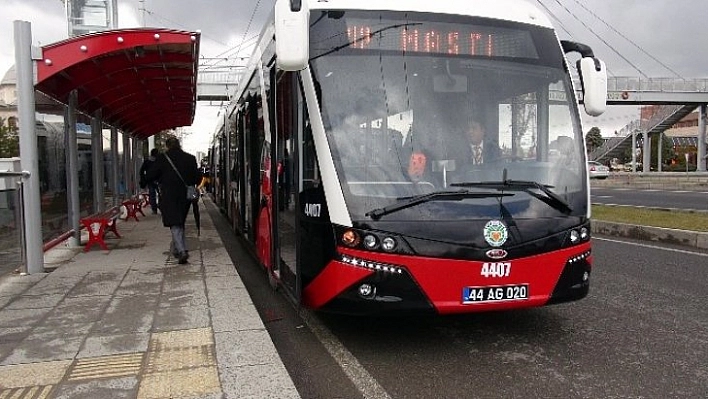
top-left (343, 20), bottom-right (539, 59)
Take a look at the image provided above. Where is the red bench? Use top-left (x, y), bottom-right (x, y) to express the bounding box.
top-left (80, 206), bottom-right (122, 252)
top-left (122, 195), bottom-right (146, 221)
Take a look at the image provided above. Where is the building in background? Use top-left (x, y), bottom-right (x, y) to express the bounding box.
top-left (0, 67), bottom-right (18, 129)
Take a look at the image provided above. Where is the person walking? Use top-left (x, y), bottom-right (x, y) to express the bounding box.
top-left (144, 136), bottom-right (199, 264)
top-left (139, 148), bottom-right (161, 214)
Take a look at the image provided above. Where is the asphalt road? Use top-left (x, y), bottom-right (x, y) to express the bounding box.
top-left (209, 196), bottom-right (708, 399)
top-left (591, 186), bottom-right (708, 211)
top-left (314, 238), bottom-right (708, 398)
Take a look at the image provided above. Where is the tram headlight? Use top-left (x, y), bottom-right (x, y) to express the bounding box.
top-left (569, 230), bottom-right (580, 243)
top-left (363, 234), bottom-right (378, 249)
top-left (580, 227), bottom-right (589, 240)
top-left (381, 237), bottom-right (397, 252)
top-left (342, 230), bottom-right (360, 247)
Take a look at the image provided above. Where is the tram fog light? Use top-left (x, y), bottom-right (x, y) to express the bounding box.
top-left (358, 283), bottom-right (376, 298)
top-left (582, 271), bottom-right (589, 282)
top-left (382, 237), bottom-right (397, 252)
top-left (342, 230), bottom-right (360, 247)
top-left (569, 230), bottom-right (580, 243)
top-left (580, 227), bottom-right (589, 240)
top-left (363, 234), bottom-right (378, 249)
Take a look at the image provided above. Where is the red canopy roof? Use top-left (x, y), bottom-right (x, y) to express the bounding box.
top-left (35, 28), bottom-right (200, 139)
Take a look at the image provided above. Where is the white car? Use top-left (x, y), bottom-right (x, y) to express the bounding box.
top-left (587, 161), bottom-right (610, 179)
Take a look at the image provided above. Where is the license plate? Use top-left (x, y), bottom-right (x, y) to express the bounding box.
top-left (462, 284), bottom-right (529, 304)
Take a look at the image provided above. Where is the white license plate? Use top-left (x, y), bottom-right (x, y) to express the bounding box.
top-left (462, 284), bottom-right (529, 304)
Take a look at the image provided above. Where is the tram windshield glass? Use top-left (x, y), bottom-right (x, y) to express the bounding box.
top-left (309, 10), bottom-right (588, 221)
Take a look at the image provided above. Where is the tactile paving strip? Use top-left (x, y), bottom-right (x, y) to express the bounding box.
top-left (137, 327), bottom-right (221, 399)
top-left (0, 360), bottom-right (72, 398)
top-left (66, 352), bottom-right (145, 381)
top-left (0, 328), bottom-right (222, 398)
top-left (0, 385), bottom-right (54, 399)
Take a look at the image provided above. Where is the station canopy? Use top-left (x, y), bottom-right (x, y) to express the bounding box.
top-left (35, 28), bottom-right (200, 139)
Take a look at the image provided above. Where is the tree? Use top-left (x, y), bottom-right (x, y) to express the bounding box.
top-left (585, 127), bottom-right (603, 153)
top-left (0, 117), bottom-right (20, 158)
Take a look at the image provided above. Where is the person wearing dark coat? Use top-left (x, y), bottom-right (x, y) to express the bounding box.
top-left (139, 148), bottom-right (160, 214)
top-left (144, 136), bottom-right (199, 264)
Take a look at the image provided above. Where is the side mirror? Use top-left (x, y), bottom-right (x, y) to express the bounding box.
top-left (275, 0), bottom-right (310, 71)
top-left (578, 57), bottom-right (607, 116)
top-left (561, 40), bottom-right (607, 117)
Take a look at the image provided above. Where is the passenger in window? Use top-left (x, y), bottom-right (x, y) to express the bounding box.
top-left (447, 117), bottom-right (500, 166)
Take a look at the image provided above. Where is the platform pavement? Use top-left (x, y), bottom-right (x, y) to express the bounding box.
top-left (0, 198), bottom-right (300, 399)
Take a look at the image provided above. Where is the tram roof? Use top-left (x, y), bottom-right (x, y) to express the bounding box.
top-left (35, 28), bottom-right (200, 139)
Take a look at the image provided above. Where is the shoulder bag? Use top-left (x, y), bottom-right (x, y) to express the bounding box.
top-left (165, 154), bottom-right (199, 201)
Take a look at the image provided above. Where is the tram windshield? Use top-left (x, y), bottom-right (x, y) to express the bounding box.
top-left (309, 10), bottom-right (588, 221)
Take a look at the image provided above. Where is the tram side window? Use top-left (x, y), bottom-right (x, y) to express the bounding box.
top-left (302, 118), bottom-right (320, 190)
top-left (229, 112), bottom-right (239, 182)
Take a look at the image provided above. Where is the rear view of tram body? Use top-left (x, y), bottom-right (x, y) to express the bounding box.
top-left (211, 0), bottom-right (608, 315)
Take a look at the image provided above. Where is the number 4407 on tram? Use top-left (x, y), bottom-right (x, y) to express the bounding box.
top-left (214, 0), bottom-right (608, 315)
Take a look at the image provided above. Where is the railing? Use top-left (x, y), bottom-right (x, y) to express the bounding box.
top-left (608, 77), bottom-right (708, 93)
top-left (589, 102), bottom-right (691, 161)
top-left (640, 104), bottom-right (684, 132)
top-left (197, 69), bottom-right (242, 85)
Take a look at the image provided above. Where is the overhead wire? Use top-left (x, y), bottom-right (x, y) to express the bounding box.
top-left (537, 0), bottom-right (649, 79)
top-left (200, 0), bottom-right (276, 71)
top-left (233, 0), bottom-right (268, 63)
top-left (533, 0), bottom-right (574, 39)
top-left (139, 6), bottom-right (261, 71)
top-left (568, 0), bottom-right (684, 79)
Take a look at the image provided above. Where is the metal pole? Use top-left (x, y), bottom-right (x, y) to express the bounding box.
top-left (91, 110), bottom-right (104, 212)
top-left (15, 180), bottom-right (27, 275)
top-left (631, 129), bottom-right (637, 173)
top-left (122, 132), bottom-right (131, 199)
top-left (111, 127), bottom-right (119, 206)
top-left (67, 90), bottom-right (81, 247)
top-left (698, 105), bottom-right (707, 172)
top-left (643, 132), bottom-right (651, 173)
top-left (15, 21), bottom-right (44, 274)
top-left (132, 139), bottom-right (140, 196)
top-left (657, 132), bottom-right (663, 172)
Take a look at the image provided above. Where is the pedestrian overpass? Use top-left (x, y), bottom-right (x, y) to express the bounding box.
top-left (587, 77), bottom-right (708, 168)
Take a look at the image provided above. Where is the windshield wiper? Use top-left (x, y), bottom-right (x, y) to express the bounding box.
top-left (365, 190), bottom-right (514, 220)
top-left (450, 179), bottom-right (573, 214)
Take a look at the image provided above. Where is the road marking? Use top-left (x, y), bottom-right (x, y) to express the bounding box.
top-left (300, 310), bottom-right (392, 399)
top-left (591, 203), bottom-right (708, 213)
top-left (595, 237), bottom-right (708, 257)
top-left (598, 187), bottom-right (708, 195)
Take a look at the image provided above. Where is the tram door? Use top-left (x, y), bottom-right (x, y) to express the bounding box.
top-left (272, 71), bottom-right (300, 299)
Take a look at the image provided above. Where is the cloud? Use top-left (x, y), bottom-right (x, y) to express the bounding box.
top-left (0, 1), bottom-right (67, 77)
top-left (2, 0), bottom-right (706, 152)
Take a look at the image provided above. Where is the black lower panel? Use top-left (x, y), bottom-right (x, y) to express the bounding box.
top-left (547, 260), bottom-right (591, 305)
top-left (318, 271), bottom-right (436, 316)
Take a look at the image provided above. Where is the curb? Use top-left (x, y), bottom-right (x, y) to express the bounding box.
top-left (592, 220), bottom-right (708, 250)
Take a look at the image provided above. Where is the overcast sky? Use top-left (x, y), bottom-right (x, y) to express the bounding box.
top-left (2, 0), bottom-right (707, 153)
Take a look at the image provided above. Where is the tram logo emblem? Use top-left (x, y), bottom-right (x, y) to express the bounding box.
top-left (485, 248), bottom-right (508, 260)
top-left (483, 220), bottom-right (508, 247)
